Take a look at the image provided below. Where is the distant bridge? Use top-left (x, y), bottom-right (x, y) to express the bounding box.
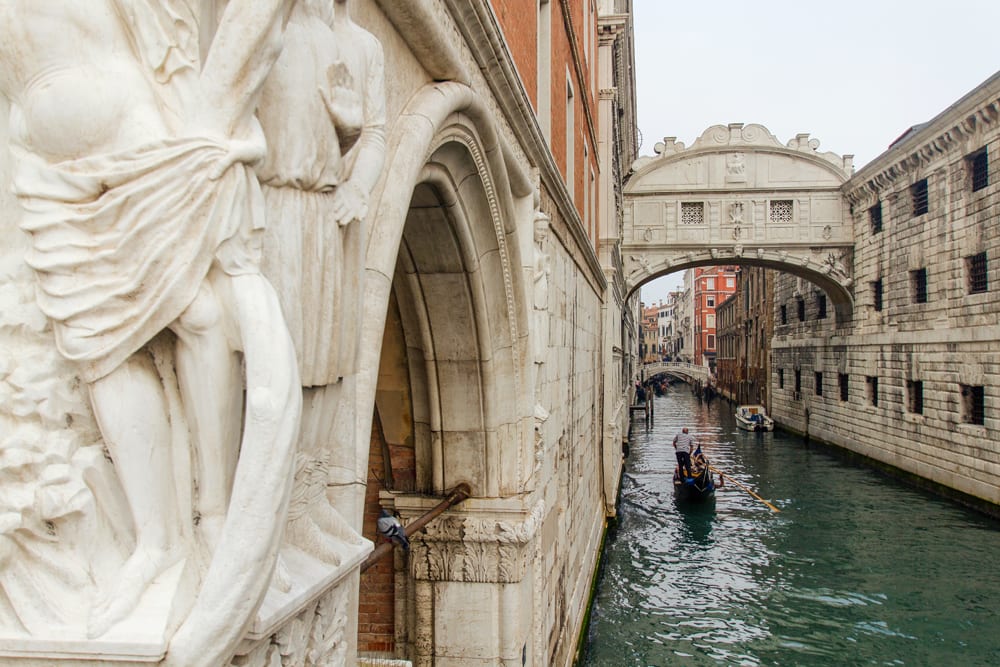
top-left (642, 362), bottom-right (712, 384)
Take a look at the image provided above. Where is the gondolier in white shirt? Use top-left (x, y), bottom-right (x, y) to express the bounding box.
top-left (673, 427), bottom-right (695, 478)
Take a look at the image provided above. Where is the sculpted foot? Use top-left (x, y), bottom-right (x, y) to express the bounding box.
top-left (286, 514), bottom-right (344, 566)
top-left (87, 545), bottom-right (182, 638)
top-left (312, 501), bottom-right (364, 546)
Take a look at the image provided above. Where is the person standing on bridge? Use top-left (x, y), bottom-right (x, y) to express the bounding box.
top-left (673, 427), bottom-right (695, 478)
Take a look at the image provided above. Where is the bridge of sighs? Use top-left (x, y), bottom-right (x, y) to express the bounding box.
top-left (623, 123), bottom-right (857, 319)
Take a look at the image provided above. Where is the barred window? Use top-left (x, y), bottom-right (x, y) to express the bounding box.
top-left (872, 279), bottom-right (884, 311)
top-left (911, 268), bottom-right (928, 304)
top-left (839, 373), bottom-right (849, 402)
top-left (969, 148), bottom-right (988, 192)
top-left (817, 293), bottom-right (827, 319)
top-left (911, 179), bottom-right (929, 216)
top-left (907, 380), bottom-right (923, 414)
top-left (866, 376), bottom-right (879, 407)
top-left (794, 369), bottom-right (801, 393)
top-left (967, 252), bottom-right (988, 294)
top-left (797, 298), bottom-right (805, 322)
top-left (869, 202), bottom-right (883, 234)
top-left (814, 372), bottom-right (823, 397)
top-left (780, 304), bottom-right (787, 325)
top-left (961, 384), bottom-right (985, 425)
top-left (778, 368), bottom-right (784, 389)
top-left (681, 202), bottom-right (705, 224)
top-left (769, 199), bottom-right (793, 223)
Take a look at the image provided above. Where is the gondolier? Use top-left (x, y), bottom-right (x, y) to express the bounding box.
top-left (673, 427), bottom-right (695, 478)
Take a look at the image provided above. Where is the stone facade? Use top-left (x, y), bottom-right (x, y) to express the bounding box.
top-left (0, 2), bottom-right (638, 666)
top-left (771, 72), bottom-right (1000, 511)
top-left (716, 267), bottom-right (775, 406)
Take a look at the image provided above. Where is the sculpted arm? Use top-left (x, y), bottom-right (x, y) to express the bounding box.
top-left (328, 37), bottom-right (386, 225)
top-left (200, 0), bottom-right (297, 136)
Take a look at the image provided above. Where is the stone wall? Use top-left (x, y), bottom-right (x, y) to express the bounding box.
top-left (771, 73), bottom-right (1000, 511)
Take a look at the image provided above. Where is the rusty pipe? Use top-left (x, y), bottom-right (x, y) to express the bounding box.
top-left (360, 483), bottom-right (472, 573)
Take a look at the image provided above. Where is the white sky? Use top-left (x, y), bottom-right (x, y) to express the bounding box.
top-left (636, 0), bottom-right (1000, 305)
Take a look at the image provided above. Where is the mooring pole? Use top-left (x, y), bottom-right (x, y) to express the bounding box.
top-left (360, 482), bottom-right (472, 573)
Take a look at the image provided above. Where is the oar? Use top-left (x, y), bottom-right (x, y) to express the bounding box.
top-left (707, 465), bottom-right (781, 513)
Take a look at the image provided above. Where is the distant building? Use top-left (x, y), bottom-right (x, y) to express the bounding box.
top-left (716, 267), bottom-right (775, 406)
top-left (692, 266), bottom-right (738, 370)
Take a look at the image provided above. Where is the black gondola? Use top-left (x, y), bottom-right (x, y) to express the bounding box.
top-left (673, 448), bottom-right (716, 501)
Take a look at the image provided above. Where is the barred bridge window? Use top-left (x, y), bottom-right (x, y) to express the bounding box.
top-left (869, 202), bottom-right (883, 234)
top-left (961, 384), bottom-right (985, 425)
top-left (969, 148), bottom-right (989, 192)
top-left (967, 252), bottom-right (988, 294)
top-left (681, 202), bottom-right (705, 225)
top-left (911, 178), bottom-right (929, 216)
top-left (910, 268), bottom-right (928, 304)
top-left (907, 380), bottom-right (924, 414)
top-left (769, 199), bottom-right (793, 223)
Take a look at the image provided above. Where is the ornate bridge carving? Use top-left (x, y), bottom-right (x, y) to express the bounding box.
top-left (623, 123), bottom-right (857, 318)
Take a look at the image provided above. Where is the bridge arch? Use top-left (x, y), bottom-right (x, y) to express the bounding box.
top-left (623, 123), bottom-right (857, 318)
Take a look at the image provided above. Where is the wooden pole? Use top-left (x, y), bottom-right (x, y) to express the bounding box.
top-left (708, 465), bottom-right (781, 512)
top-left (361, 483), bottom-right (472, 572)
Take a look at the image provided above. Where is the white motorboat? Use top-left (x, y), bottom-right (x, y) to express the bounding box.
top-left (735, 404), bottom-right (775, 432)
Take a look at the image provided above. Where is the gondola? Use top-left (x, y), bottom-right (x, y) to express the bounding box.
top-left (673, 448), bottom-right (716, 501)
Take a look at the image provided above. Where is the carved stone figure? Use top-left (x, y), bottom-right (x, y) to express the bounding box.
top-left (0, 2), bottom-right (302, 665)
top-left (531, 210), bottom-right (552, 424)
top-left (257, 0), bottom-right (386, 567)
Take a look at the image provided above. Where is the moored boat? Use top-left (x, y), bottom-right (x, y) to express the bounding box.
top-left (735, 404), bottom-right (775, 432)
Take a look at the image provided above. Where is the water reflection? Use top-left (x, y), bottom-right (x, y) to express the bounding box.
top-left (580, 390), bottom-right (1000, 667)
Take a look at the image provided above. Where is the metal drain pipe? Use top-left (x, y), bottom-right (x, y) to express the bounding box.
top-left (360, 483), bottom-right (472, 572)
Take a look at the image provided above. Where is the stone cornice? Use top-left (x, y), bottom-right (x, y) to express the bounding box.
top-left (373, 0), bottom-right (470, 84)
top-left (629, 123), bottom-right (854, 185)
top-left (845, 74), bottom-right (1000, 208)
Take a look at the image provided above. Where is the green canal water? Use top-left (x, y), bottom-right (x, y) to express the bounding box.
top-left (579, 390), bottom-right (1000, 666)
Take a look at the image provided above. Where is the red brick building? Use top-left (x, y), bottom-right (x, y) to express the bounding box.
top-left (692, 266), bottom-right (738, 371)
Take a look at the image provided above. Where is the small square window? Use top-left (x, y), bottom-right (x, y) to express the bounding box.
top-left (907, 380), bottom-right (924, 414)
top-left (817, 293), bottom-right (827, 319)
top-left (911, 179), bottom-right (929, 217)
top-left (839, 373), bottom-right (849, 401)
top-left (797, 298), bottom-right (805, 322)
top-left (967, 252), bottom-right (988, 294)
top-left (871, 279), bottom-right (884, 312)
top-left (866, 376), bottom-right (879, 407)
top-left (815, 372), bottom-right (823, 397)
top-left (961, 384), bottom-right (985, 425)
top-left (869, 202), bottom-right (883, 234)
top-left (681, 202), bottom-right (705, 224)
top-left (911, 268), bottom-right (928, 304)
top-left (780, 304), bottom-right (787, 325)
top-left (969, 148), bottom-right (988, 192)
top-left (769, 200), bottom-right (793, 223)
top-left (778, 368), bottom-right (785, 389)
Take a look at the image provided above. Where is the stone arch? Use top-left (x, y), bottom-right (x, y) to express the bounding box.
top-left (626, 250), bottom-right (854, 320)
top-left (358, 82), bottom-right (534, 503)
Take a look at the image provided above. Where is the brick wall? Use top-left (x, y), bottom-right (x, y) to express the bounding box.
top-left (358, 414), bottom-right (396, 654)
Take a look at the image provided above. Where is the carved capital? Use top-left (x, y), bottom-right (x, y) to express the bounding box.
top-left (410, 500), bottom-right (544, 583)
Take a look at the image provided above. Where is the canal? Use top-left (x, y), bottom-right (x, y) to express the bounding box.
top-left (579, 389), bottom-right (1000, 666)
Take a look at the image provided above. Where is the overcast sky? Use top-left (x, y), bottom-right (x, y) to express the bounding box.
top-left (636, 0), bottom-right (1000, 305)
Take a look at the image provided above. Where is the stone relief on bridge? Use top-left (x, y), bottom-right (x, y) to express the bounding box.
top-left (623, 123), bottom-right (857, 316)
top-left (0, 2), bottom-right (381, 665)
